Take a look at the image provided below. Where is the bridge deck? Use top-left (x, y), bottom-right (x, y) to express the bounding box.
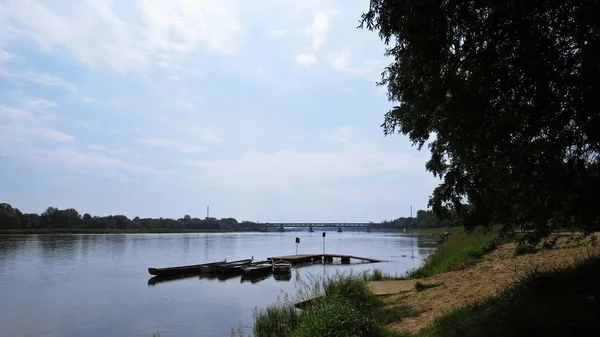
top-left (268, 253), bottom-right (383, 266)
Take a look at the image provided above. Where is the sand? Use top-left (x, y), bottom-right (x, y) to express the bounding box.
top-left (368, 235), bottom-right (600, 333)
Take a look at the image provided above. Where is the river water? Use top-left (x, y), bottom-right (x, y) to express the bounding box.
top-left (0, 232), bottom-right (436, 337)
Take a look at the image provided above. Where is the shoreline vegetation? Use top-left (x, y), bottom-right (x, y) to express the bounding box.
top-left (1, 202), bottom-right (458, 235)
top-left (238, 227), bottom-right (599, 337)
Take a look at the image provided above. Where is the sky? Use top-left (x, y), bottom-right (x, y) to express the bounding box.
top-left (0, 0), bottom-right (440, 222)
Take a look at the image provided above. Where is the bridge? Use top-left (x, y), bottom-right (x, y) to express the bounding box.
top-left (255, 222), bottom-right (393, 232)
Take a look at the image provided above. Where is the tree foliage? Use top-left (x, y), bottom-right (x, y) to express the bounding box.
top-left (0, 203), bottom-right (260, 232)
top-left (361, 0), bottom-right (600, 241)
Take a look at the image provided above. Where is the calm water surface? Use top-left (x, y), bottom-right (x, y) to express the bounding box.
top-left (0, 232), bottom-right (436, 337)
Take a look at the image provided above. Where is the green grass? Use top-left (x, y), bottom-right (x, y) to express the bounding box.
top-left (407, 227), bottom-right (505, 278)
top-left (252, 294), bottom-right (301, 337)
top-left (363, 269), bottom-right (404, 281)
top-left (416, 255), bottom-right (600, 337)
top-left (250, 270), bottom-right (419, 337)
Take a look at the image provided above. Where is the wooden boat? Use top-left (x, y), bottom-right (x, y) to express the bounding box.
top-left (242, 262), bottom-right (273, 277)
top-left (200, 258), bottom-right (249, 273)
top-left (218, 260), bottom-right (269, 275)
top-left (211, 258), bottom-right (254, 274)
top-left (148, 259), bottom-right (226, 276)
top-left (272, 260), bottom-right (292, 274)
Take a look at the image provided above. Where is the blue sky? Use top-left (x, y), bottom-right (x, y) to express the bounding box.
top-left (0, 0), bottom-right (440, 222)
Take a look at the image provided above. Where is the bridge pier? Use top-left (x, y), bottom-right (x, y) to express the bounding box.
top-left (367, 226), bottom-right (371, 233)
top-left (279, 224), bottom-right (284, 232)
top-left (337, 226), bottom-right (342, 233)
top-left (309, 225), bottom-right (314, 233)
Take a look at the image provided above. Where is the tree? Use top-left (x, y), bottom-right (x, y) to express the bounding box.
top-left (360, 0), bottom-right (600, 242)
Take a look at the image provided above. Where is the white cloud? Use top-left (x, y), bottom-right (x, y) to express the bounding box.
top-left (294, 11), bottom-right (333, 66)
top-left (0, 0), bottom-right (243, 74)
top-left (327, 126), bottom-right (356, 143)
top-left (0, 124), bottom-right (74, 144)
top-left (0, 105), bottom-right (35, 119)
top-left (181, 147), bottom-right (426, 191)
top-left (306, 12), bottom-right (330, 51)
top-left (328, 50), bottom-right (368, 75)
top-left (82, 97), bottom-right (96, 103)
top-left (88, 144), bottom-right (129, 155)
top-left (173, 99), bottom-right (195, 110)
top-left (295, 53), bottom-right (318, 67)
top-left (27, 147), bottom-right (153, 174)
top-left (0, 67), bottom-right (78, 93)
top-left (191, 127), bottom-right (220, 144)
top-left (140, 137), bottom-right (204, 153)
top-left (78, 122), bottom-right (94, 129)
top-left (270, 30), bottom-right (287, 37)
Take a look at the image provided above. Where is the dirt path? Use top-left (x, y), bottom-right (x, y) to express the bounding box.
top-left (368, 236), bottom-right (599, 333)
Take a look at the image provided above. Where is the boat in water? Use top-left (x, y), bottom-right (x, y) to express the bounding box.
top-left (211, 258), bottom-right (254, 274)
top-left (242, 262), bottom-right (273, 277)
top-left (272, 260), bottom-right (292, 274)
top-left (148, 259), bottom-right (226, 276)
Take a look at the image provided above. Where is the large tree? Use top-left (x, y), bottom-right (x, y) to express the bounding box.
top-left (361, 0), bottom-right (600, 242)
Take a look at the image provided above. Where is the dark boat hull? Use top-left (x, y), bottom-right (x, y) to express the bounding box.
top-left (242, 264), bottom-right (272, 277)
top-left (148, 259), bottom-right (225, 276)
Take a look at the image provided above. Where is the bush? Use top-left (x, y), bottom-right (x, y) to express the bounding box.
top-left (253, 299), bottom-right (300, 337)
top-left (294, 297), bottom-right (382, 337)
top-left (407, 227), bottom-right (503, 278)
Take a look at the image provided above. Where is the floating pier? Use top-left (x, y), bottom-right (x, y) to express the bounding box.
top-left (267, 254), bottom-right (384, 266)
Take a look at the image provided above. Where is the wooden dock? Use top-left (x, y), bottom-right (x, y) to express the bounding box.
top-left (267, 254), bottom-right (384, 266)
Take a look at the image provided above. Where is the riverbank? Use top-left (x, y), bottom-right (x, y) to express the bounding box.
top-left (370, 231), bottom-right (600, 336)
top-left (248, 228), bottom-right (599, 337)
top-left (0, 228), bottom-right (259, 235)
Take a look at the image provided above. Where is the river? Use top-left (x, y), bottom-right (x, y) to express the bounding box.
top-left (0, 232), bottom-right (436, 337)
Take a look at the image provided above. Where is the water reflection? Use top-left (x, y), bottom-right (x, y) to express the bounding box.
top-left (0, 232), bottom-right (436, 337)
top-left (148, 273), bottom-right (203, 286)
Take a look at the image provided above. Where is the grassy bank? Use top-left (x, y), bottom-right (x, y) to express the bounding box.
top-left (416, 255), bottom-right (600, 337)
top-left (0, 228), bottom-right (257, 235)
top-left (248, 272), bottom-right (414, 337)
top-left (407, 227), bottom-right (505, 278)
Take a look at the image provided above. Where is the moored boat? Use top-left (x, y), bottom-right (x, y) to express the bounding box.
top-left (272, 260), bottom-right (292, 274)
top-left (211, 257), bottom-right (254, 274)
top-left (242, 262), bottom-right (273, 277)
top-left (148, 259), bottom-right (226, 276)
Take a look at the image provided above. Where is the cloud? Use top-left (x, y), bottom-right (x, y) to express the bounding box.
top-left (0, 0), bottom-right (243, 74)
top-left (82, 97), bottom-right (96, 103)
top-left (294, 11), bottom-right (332, 66)
top-left (327, 126), bottom-right (356, 143)
top-left (295, 53), bottom-right (318, 66)
top-left (27, 147), bottom-right (153, 174)
top-left (191, 127), bottom-right (220, 144)
top-left (140, 137), bottom-right (204, 153)
top-left (0, 105), bottom-right (35, 119)
top-left (0, 124), bottom-right (74, 144)
top-left (173, 99), bottom-right (195, 110)
top-left (181, 147), bottom-right (426, 191)
top-left (78, 122), bottom-right (94, 129)
top-left (0, 67), bottom-right (78, 93)
top-left (328, 50), bottom-right (368, 75)
top-left (88, 144), bottom-right (129, 155)
top-left (270, 30), bottom-right (287, 37)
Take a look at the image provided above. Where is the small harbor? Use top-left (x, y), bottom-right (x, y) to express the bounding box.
top-left (147, 253), bottom-right (384, 286)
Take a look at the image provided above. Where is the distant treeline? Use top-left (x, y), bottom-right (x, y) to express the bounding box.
top-left (0, 203), bottom-right (454, 232)
top-left (382, 209), bottom-right (459, 230)
top-left (0, 203), bottom-right (261, 232)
